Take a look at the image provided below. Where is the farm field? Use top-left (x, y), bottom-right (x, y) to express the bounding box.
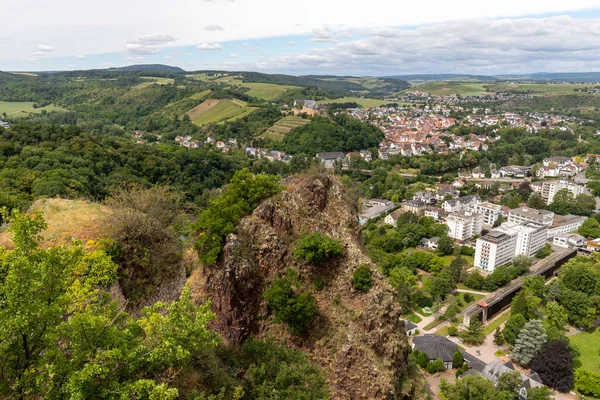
top-left (318, 97), bottom-right (390, 108)
top-left (133, 76), bottom-right (175, 89)
top-left (259, 116), bottom-right (310, 141)
top-left (0, 101), bottom-right (67, 118)
top-left (191, 90), bottom-right (212, 99)
top-left (570, 328), bottom-right (600, 373)
top-left (185, 99), bottom-right (256, 126)
top-left (408, 82), bottom-right (490, 96)
top-left (484, 82), bottom-right (593, 96)
top-left (241, 82), bottom-right (298, 100)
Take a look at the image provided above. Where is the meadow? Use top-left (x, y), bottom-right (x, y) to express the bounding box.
top-left (409, 81), bottom-right (595, 97)
top-left (484, 82), bottom-right (593, 96)
top-left (407, 82), bottom-right (490, 96)
top-left (186, 99), bottom-right (256, 126)
top-left (242, 82), bottom-right (298, 101)
top-left (570, 328), bottom-right (600, 373)
top-left (133, 76), bottom-right (175, 89)
top-left (0, 101), bottom-right (67, 118)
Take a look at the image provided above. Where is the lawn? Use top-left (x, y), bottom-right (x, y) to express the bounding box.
top-left (318, 97), bottom-right (390, 108)
top-left (0, 101), bottom-right (67, 118)
top-left (241, 82), bottom-right (298, 101)
top-left (403, 311), bottom-right (422, 324)
top-left (483, 311), bottom-right (511, 336)
top-left (570, 328), bottom-right (600, 373)
top-left (133, 76), bottom-right (175, 89)
top-left (408, 82), bottom-right (490, 96)
top-left (188, 99), bottom-right (252, 126)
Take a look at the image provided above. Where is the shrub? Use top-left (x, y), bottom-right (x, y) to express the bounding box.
top-left (452, 350), bottom-right (464, 369)
top-left (464, 272), bottom-right (485, 290)
top-left (426, 358), bottom-right (446, 374)
top-left (352, 264), bottom-right (373, 291)
top-left (459, 246), bottom-right (475, 256)
top-left (463, 293), bottom-right (474, 303)
top-left (294, 232), bottom-right (344, 265)
top-left (264, 273), bottom-right (318, 334)
top-left (535, 244), bottom-right (552, 259)
top-left (575, 369), bottom-right (600, 398)
top-left (448, 326), bottom-right (459, 336)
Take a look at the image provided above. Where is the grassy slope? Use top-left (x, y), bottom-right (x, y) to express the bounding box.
top-left (260, 116), bottom-right (310, 141)
top-left (409, 82), bottom-right (594, 97)
top-left (133, 76), bottom-right (175, 89)
top-left (407, 82), bottom-right (490, 96)
top-left (0, 198), bottom-right (106, 249)
top-left (0, 101), bottom-right (68, 118)
top-left (486, 83), bottom-right (593, 96)
top-left (190, 100), bottom-right (247, 125)
top-left (242, 82), bottom-right (298, 100)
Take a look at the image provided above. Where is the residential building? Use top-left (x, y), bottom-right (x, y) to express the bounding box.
top-left (531, 179), bottom-right (585, 204)
top-left (553, 233), bottom-right (585, 248)
top-left (412, 334), bottom-right (460, 370)
top-left (452, 179), bottom-right (465, 188)
top-left (446, 211), bottom-right (483, 241)
top-left (442, 195), bottom-right (481, 213)
top-left (384, 210), bottom-right (403, 227)
top-left (508, 207), bottom-right (554, 227)
top-left (480, 361), bottom-right (543, 396)
top-left (543, 156), bottom-right (572, 167)
top-left (413, 191), bottom-right (437, 205)
top-left (402, 200), bottom-right (427, 216)
top-left (359, 150), bottom-right (373, 162)
top-left (547, 214), bottom-right (586, 238)
top-left (403, 320), bottom-right (418, 336)
top-left (471, 202), bottom-right (502, 227)
top-left (424, 206), bottom-right (445, 221)
top-left (436, 187), bottom-right (460, 201)
top-left (495, 222), bottom-right (548, 258)
top-left (474, 230), bottom-right (518, 272)
top-left (471, 166), bottom-right (485, 179)
top-left (499, 165), bottom-right (531, 178)
top-left (316, 152), bottom-right (345, 169)
top-left (359, 199), bottom-right (396, 224)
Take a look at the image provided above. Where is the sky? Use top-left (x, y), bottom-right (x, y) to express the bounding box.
top-left (2, 0), bottom-right (600, 75)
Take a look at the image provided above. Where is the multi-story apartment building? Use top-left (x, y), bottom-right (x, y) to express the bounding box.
top-left (495, 221), bottom-right (548, 258)
top-left (508, 207), bottom-right (554, 227)
top-left (472, 202), bottom-right (502, 227)
top-left (547, 214), bottom-right (587, 238)
top-left (475, 230), bottom-right (518, 272)
top-left (402, 200), bottom-right (427, 216)
top-left (531, 179), bottom-right (586, 204)
top-left (446, 211), bottom-right (483, 241)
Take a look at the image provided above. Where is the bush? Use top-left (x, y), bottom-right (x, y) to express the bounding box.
top-left (294, 232), bottom-right (344, 265)
top-left (352, 264), bottom-right (373, 291)
top-left (452, 350), bottom-right (464, 369)
top-left (264, 273), bottom-right (318, 334)
top-left (464, 272), bottom-right (485, 290)
top-left (426, 358), bottom-right (446, 374)
top-left (535, 244), bottom-right (552, 259)
top-left (448, 326), bottom-right (459, 336)
top-left (459, 246), bottom-right (475, 256)
top-left (463, 293), bottom-right (474, 303)
top-left (575, 369), bottom-right (600, 398)
top-left (411, 289), bottom-right (433, 308)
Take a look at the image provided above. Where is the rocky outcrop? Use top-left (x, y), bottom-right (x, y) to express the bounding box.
top-left (191, 174), bottom-right (413, 399)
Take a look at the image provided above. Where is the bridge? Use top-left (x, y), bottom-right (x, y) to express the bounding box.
top-left (462, 248), bottom-right (577, 326)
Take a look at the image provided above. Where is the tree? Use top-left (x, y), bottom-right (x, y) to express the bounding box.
top-left (352, 264), bottom-right (373, 291)
top-left (294, 232), bottom-right (344, 265)
top-left (513, 319), bottom-right (547, 366)
top-left (429, 271), bottom-right (454, 300)
top-left (511, 290), bottom-right (529, 318)
top-left (264, 273), bottom-right (318, 334)
top-left (579, 217), bottom-right (600, 238)
top-left (535, 244), bottom-right (552, 259)
top-left (526, 387), bottom-right (553, 400)
top-left (494, 327), bottom-right (505, 345)
top-left (573, 194), bottom-right (596, 216)
top-left (452, 350), bottom-right (463, 369)
top-left (502, 314), bottom-right (527, 345)
top-left (103, 185), bottom-right (184, 302)
top-left (448, 256), bottom-right (467, 284)
top-left (464, 271), bottom-right (485, 290)
top-left (546, 281), bottom-right (561, 302)
top-left (194, 169), bottom-right (282, 265)
top-left (527, 192), bottom-right (545, 209)
top-left (440, 375), bottom-right (513, 400)
top-left (460, 318), bottom-right (485, 345)
top-left (437, 235), bottom-right (454, 255)
top-left (497, 370), bottom-right (523, 395)
top-left (531, 340), bottom-right (574, 392)
top-left (426, 358), bottom-right (446, 374)
top-left (546, 301), bottom-right (568, 330)
top-left (463, 292), bottom-right (474, 303)
top-left (575, 369), bottom-right (600, 398)
top-left (548, 188), bottom-right (575, 215)
top-left (512, 255), bottom-right (532, 273)
top-left (0, 211), bottom-right (218, 399)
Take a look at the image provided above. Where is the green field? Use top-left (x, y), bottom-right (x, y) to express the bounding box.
top-left (408, 82), bottom-right (490, 96)
top-left (190, 99), bottom-right (255, 126)
top-left (241, 82), bottom-right (298, 101)
top-left (484, 83), bottom-right (593, 96)
top-left (259, 116), bottom-right (310, 141)
top-left (0, 101), bottom-right (67, 118)
top-left (570, 328), bottom-right (600, 373)
top-left (318, 97), bottom-right (390, 108)
top-left (133, 76), bottom-right (175, 89)
top-left (191, 90), bottom-right (212, 99)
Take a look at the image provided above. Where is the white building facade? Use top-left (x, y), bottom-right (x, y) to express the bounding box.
top-left (446, 211), bottom-right (483, 241)
top-left (475, 230), bottom-right (518, 272)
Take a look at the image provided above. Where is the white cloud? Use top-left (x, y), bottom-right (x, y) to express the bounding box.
top-left (230, 53), bottom-right (239, 58)
top-left (205, 25), bottom-right (224, 31)
top-left (75, 54), bottom-right (87, 59)
top-left (310, 26), bottom-right (338, 43)
top-left (124, 56), bottom-right (147, 62)
top-left (254, 15), bottom-right (600, 75)
top-left (196, 43), bottom-right (223, 50)
top-left (125, 34), bottom-right (177, 54)
top-left (163, 55), bottom-right (172, 60)
top-left (286, 41), bottom-right (295, 46)
top-left (125, 43), bottom-right (160, 54)
top-left (36, 44), bottom-right (54, 52)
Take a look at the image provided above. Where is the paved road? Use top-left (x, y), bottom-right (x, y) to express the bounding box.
top-left (455, 288), bottom-right (488, 296)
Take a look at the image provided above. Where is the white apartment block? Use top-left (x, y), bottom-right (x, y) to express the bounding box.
top-left (475, 230), bottom-right (518, 272)
top-left (495, 222), bottom-right (548, 258)
top-left (472, 202), bottom-right (502, 227)
top-left (508, 207), bottom-right (554, 227)
top-left (446, 211), bottom-right (483, 241)
top-left (531, 179), bottom-right (585, 205)
top-left (547, 214), bottom-right (587, 238)
top-left (442, 195), bottom-right (481, 213)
